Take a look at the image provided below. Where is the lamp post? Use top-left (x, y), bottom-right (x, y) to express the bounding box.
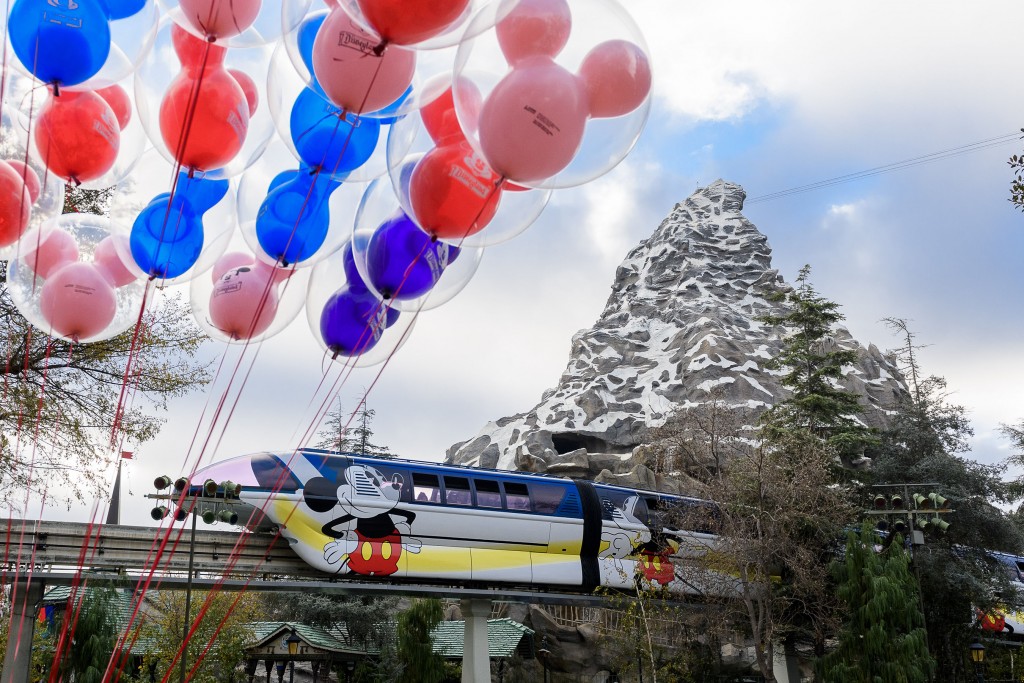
top-left (969, 641), bottom-right (986, 683)
top-left (179, 498), bottom-right (197, 683)
top-left (285, 630), bottom-right (301, 683)
top-left (537, 636), bottom-right (551, 683)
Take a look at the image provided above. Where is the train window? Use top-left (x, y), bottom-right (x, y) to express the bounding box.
top-left (597, 489), bottom-right (650, 526)
top-left (474, 479), bottom-right (502, 508)
top-left (532, 483), bottom-right (566, 514)
top-left (503, 482), bottom-right (531, 511)
top-left (412, 473), bottom-right (441, 503)
top-left (444, 476), bottom-right (473, 506)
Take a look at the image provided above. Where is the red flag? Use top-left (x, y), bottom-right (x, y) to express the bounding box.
top-left (120, 451), bottom-right (134, 460)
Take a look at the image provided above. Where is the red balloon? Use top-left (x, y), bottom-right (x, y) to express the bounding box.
top-left (39, 262), bottom-right (117, 341)
top-left (409, 140), bottom-right (503, 240)
top-left (6, 161), bottom-right (41, 203)
top-left (228, 69), bottom-right (259, 117)
top-left (355, 0), bottom-right (470, 45)
top-left (420, 76), bottom-right (481, 146)
top-left (35, 90), bottom-right (121, 183)
top-left (0, 162), bottom-right (34, 248)
top-left (171, 21), bottom-right (228, 70)
top-left (160, 26), bottom-right (249, 171)
top-left (95, 84), bottom-right (132, 130)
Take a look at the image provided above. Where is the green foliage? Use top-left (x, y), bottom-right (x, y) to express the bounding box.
top-left (262, 592), bottom-right (397, 649)
top-left (395, 599), bottom-right (446, 683)
top-left (759, 265), bottom-right (877, 464)
top-left (314, 399), bottom-right (393, 458)
top-left (43, 587), bottom-right (124, 683)
top-left (870, 320), bottom-right (1023, 679)
top-left (820, 523), bottom-right (934, 683)
top-left (141, 590), bottom-right (260, 683)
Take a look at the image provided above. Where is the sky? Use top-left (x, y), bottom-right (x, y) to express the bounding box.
top-left (33, 0), bottom-right (1024, 524)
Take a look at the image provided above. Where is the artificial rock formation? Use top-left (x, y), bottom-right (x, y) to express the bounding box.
top-left (446, 180), bottom-right (906, 488)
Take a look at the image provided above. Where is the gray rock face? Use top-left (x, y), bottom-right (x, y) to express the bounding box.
top-left (446, 180), bottom-right (907, 482)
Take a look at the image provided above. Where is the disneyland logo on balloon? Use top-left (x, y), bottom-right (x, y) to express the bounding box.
top-left (448, 163), bottom-right (494, 200)
top-left (336, 31), bottom-right (377, 57)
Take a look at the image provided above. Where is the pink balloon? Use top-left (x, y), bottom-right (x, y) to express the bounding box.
top-left (94, 235), bottom-right (138, 287)
top-left (478, 57), bottom-right (588, 183)
top-left (22, 229), bottom-right (79, 279)
top-left (211, 251), bottom-right (253, 282)
top-left (39, 262), bottom-right (117, 340)
top-left (496, 0), bottom-right (571, 64)
top-left (311, 8), bottom-right (416, 114)
top-left (6, 161), bottom-right (40, 203)
top-left (177, 0), bottom-right (262, 39)
top-left (208, 260), bottom-right (281, 339)
top-left (578, 40), bottom-right (652, 119)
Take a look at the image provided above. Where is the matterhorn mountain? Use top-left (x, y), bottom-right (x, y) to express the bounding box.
top-left (446, 180), bottom-right (907, 488)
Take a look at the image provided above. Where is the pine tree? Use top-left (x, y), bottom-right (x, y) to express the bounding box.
top-left (820, 523), bottom-right (934, 682)
top-left (759, 265), bottom-right (877, 466)
top-left (396, 599), bottom-right (446, 683)
top-left (314, 399), bottom-right (393, 458)
top-left (44, 587), bottom-right (123, 683)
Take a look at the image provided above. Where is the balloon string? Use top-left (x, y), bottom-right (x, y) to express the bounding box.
top-left (154, 54), bottom-right (398, 676)
top-left (0, 0), bottom-right (11, 113)
top-left (110, 279), bottom-right (153, 445)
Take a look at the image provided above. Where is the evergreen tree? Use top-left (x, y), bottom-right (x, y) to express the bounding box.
top-left (820, 523), bottom-right (934, 682)
top-left (759, 265), bottom-right (877, 465)
top-left (262, 592), bottom-right (397, 650)
top-left (396, 599), bottom-right (446, 683)
top-left (314, 399), bottom-right (393, 458)
top-left (44, 587), bottom-right (124, 683)
top-left (871, 320), bottom-right (1022, 679)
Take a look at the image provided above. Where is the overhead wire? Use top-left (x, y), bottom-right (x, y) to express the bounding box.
top-left (746, 131), bottom-right (1021, 204)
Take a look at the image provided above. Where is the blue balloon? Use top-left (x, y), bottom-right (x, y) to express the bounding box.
top-left (342, 243), bottom-right (369, 294)
top-left (129, 173), bottom-right (229, 279)
top-left (319, 286), bottom-right (399, 357)
top-left (98, 0), bottom-right (145, 20)
top-left (255, 170), bottom-right (342, 266)
top-left (9, 0), bottom-right (112, 86)
top-left (365, 211), bottom-right (459, 300)
top-left (290, 89), bottom-right (381, 172)
top-left (297, 14), bottom-right (326, 92)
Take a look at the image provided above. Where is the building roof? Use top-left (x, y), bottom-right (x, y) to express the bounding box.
top-left (432, 618), bottom-right (534, 659)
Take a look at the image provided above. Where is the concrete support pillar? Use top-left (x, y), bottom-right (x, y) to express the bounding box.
top-left (772, 640), bottom-right (801, 683)
top-left (1, 578), bottom-right (44, 683)
top-left (461, 598), bottom-right (491, 683)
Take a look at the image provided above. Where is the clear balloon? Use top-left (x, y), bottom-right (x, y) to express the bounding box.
top-left (385, 90), bottom-right (551, 247)
top-left (158, 0), bottom-right (302, 47)
top-left (453, 0), bottom-right (652, 189)
top-left (189, 247), bottom-right (309, 343)
top-left (107, 147), bottom-right (236, 286)
top-left (7, 213), bottom-right (146, 343)
top-left (236, 138), bottom-right (366, 269)
top-left (0, 105), bottom-right (66, 260)
top-left (6, 0), bottom-right (158, 89)
top-left (305, 237), bottom-right (416, 367)
top-left (134, 17), bottom-right (274, 179)
top-left (265, 41), bottom-right (391, 182)
top-left (350, 176), bottom-right (482, 311)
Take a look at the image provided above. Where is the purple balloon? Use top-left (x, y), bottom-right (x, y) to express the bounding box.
top-left (319, 286), bottom-right (399, 357)
top-left (342, 243), bottom-right (369, 293)
top-left (365, 211), bottom-right (459, 300)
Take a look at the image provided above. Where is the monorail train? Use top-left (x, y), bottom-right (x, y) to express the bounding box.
top-left (162, 449), bottom-right (723, 595)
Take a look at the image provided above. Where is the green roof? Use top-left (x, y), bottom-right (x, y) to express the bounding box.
top-left (247, 619), bottom-right (533, 660)
top-left (39, 586), bottom-right (159, 655)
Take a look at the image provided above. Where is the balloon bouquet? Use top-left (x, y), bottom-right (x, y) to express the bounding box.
top-left (0, 0), bottom-right (652, 363)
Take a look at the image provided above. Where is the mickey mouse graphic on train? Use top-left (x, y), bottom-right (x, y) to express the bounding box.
top-left (301, 463), bottom-right (422, 576)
